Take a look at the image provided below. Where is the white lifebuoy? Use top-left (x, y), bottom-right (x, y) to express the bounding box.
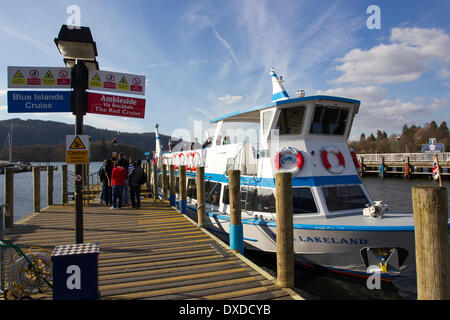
top-left (321, 146), bottom-right (345, 174)
top-left (191, 152), bottom-right (202, 171)
top-left (186, 152), bottom-right (192, 171)
top-left (178, 153), bottom-right (185, 167)
top-left (274, 147), bottom-right (304, 176)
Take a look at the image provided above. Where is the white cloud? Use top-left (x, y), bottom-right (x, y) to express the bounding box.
top-left (217, 94), bottom-right (242, 104)
top-left (332, 27), bottom-right (450, 85)
top-left (315, 86), bottom-right (448, 134)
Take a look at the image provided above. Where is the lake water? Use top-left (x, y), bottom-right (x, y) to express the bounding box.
top-left (1, 164), bottom-right (448, 300)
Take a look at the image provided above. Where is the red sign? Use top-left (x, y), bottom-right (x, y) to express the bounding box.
top-left (58, 69), bottom-right (71, 86)
top-left (87, 92), bottom-right (146, 119)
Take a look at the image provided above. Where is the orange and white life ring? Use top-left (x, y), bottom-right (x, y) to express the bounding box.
top-left (274, 147), bottom-right (304, 175)
top-left (321, 146), bottom-right (345, 174)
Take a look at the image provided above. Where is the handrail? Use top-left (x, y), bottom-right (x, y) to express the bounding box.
top-left (357, 152), bottom-right (450, 162)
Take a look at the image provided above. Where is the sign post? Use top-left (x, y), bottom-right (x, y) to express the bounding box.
top-left (72, 61), bottom-right (88, 244)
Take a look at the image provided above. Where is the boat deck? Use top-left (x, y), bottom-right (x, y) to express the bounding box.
top-left (1, 199), bottom-right (301, 300)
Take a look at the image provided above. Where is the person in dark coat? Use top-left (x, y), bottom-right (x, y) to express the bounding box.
top-left (128, 159), bottom-right (145, 209)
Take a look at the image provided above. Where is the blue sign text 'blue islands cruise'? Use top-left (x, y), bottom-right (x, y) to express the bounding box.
top-left (8, 91), bottom-right (71, 113)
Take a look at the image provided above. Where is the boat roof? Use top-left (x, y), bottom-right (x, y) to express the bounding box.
top-left (210, 95), bottom-right (361, 123)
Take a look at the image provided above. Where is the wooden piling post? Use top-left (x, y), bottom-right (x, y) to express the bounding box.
top-left (61, 164), bottom-right (68, 205)
top-left (228, 170), bottom-right (244, 255)
top-left (412, 186), bottom-right (449, 300)
top-left (162, 164), bottom-right (168, 200)
top-left (179, 165), bottom-right (187, 213)
top-left (169, 165), bottom-right (176, 207)
top-left (32, 166), bottom-right (40, 213)
top-left (275, 171), bottom-right (294, 288)
top-left (359, 156), bottom-right (364, 177)
top-left (379, 156), bottom-right (385, 178)
top-left (152, 163), bottom-right (158, 200)
top-left (404, 156), bottom-right (411, 179)
top-left (196, 166), bottom-right (206, 228)
top-left (4, 170), bottom-right (14, 228)
top-left (47, 166), bottom-right (54, 206)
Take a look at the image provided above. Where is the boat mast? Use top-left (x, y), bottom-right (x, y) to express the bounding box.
top-left (9, 123), bottom-right (12, 162)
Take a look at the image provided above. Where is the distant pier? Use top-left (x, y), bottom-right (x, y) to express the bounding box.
top-left (357, 152), bottom-right (450, 179)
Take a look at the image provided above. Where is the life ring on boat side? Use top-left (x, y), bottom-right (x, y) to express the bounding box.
top-left (274, 147), bottom-right (304, 175)
top-left (185, 152), bottom-right (191, 171)
top-left (178, 153), bottom-right (185, 168)
top-left (191, 152), bottom-right (202, 171)
top-left (321, 146), bottom-right (345, 174)
top-left (349, 148), bottom-right (360, 172)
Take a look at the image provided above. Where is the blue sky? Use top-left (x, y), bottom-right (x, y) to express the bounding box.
top-left (0, 0), bottom-right (449, 142)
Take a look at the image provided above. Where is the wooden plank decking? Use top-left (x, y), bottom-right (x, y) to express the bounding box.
top-left (1, 199), bottom-right (301, 300)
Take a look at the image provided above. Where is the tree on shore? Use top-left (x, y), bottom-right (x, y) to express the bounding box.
top-left (349, 121), bottom-right (450, 153)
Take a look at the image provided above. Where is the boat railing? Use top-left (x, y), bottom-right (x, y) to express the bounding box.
top-left (357, 152), bottom-right (450, 163)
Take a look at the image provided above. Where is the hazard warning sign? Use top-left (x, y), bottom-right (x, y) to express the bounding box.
top-left (66, 135), bottom-right (90, 164)
top-left (69, 136), bottom-right (87, 150)
top-left (42, 70), bottom-right (57, 86)
top-left (11, 70), bottom-right (26, 85)
top-left (89, 73), bottom-right (102, 88)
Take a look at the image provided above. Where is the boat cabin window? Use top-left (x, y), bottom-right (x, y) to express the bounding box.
top-left (262, 110), bottom-right (275, 135)
top-left (292, 188), bottom-right (318, 214)
top-left (205, 181), bottom-right (221, 206)
top-left (322, 185), bottom-right (369, 212)
top-left (223, 186), bottom-right (317, 214)
top-left (275, 106), bottom-right (305, 135)
top-left (310, 105), bottom-right (349, 135)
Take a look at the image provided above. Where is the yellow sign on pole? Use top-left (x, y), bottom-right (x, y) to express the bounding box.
top-left (66, 135), bottom-right (90, 164)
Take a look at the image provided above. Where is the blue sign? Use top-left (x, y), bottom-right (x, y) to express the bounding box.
top-left (8, 90), bottom-right (71, 113)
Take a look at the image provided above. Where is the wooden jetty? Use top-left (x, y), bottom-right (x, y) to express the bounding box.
top-left (357, 152), bottom-right (450, 178)
top-left (1, 199), bottom-right (302, 300)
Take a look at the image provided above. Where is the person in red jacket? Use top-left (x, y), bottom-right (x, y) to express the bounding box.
top-left (110, 163), bottom-right (128, 209)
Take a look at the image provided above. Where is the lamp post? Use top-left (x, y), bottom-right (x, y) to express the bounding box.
top-left (55, 25), bottom-right (98, 244)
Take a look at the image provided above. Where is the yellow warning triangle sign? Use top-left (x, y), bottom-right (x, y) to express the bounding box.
top-left (44, 70), bottom-right (54, 79)
top-left (92, 73), bottom-right (101, 81)
top-left (69, 136), bottom-right (87, 150)
top-left (119, 76), bottom-right (128, 84)
top-left (13, 70), bottom-right (24, 78)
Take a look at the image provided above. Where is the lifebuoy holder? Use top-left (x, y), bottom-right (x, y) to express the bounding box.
top-left (321, 146), bottom-right (345, 174)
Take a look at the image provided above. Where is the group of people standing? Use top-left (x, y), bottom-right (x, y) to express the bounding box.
top-left (98, 152), bottom-right (146, 209)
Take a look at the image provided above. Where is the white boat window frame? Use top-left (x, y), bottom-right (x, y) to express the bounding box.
top-left (307, 101), bottom-right (358, 139)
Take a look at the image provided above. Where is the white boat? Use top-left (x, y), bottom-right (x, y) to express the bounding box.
top-left (152, 68), bottom-right (444, 281)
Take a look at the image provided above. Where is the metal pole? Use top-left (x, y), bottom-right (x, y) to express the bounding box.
top-left (73, 60), bottom-right (88, 244)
